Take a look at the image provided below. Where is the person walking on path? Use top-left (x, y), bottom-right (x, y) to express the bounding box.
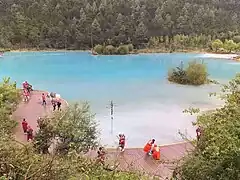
top-left (42, 93), bottom-right (47, 106)
top-left (27, 125), bottom-right (33, 141)
top-left (23, 89), bottom-right (30, 102)
top-left (52, 99), bottom-right (56, 111)
top-left (21, 118), bottom-right (28, 134)
top-left (57, 99), bottom-right (62, 111)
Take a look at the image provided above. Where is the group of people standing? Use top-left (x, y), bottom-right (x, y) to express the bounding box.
top-left (45, 92), bottom-right (62, 111)
top-left (98, 126), bottom-right (202, 164)
top-left (21, 81), bottom-right (62, 142)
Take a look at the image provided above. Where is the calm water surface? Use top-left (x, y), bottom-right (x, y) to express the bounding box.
top-left (1, 52), bottom-right (239, 147)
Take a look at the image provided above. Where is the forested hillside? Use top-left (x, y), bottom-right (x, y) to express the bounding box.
top-left (0, 0), bottom-right (240, 49)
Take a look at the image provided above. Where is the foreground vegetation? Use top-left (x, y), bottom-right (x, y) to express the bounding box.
top-left (168, 60), bottom-right (209, 86)
top-left (0, 78), bottom-right (152, 180)
top-left (177, 74), bottom-right (240, 180)
top-left (1, 0), bottom-right (240, 52)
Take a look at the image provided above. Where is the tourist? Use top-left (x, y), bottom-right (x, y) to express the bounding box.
top-left (27, 84), bottom-right (33, 93)
top-left (96, 147), bottom-right (105, 165)
top-left (57, 99), bottom-right (61, 111)
top-left (27, 125), bottom-right (33, 141)
top-left (52, 99), bottom-right (56, 111)
top-left (21, 118), bottom-right (28, 135)
top-left (23, 89), bottom-right (29, 102)
top-left (42, 93), bottom-right (46, 106)
top-left (143, 139), bottom-right (156, 155)
top-left (22, 81), bottom-right (29, 90)
top-left (118, 134), bottom-right (126, 152)
top-left (152, 145), bottom-right (161, 160)
top-left (48, 92), bottom-right (56, 102)
top-left (196, 126), bottom-right (202, 141)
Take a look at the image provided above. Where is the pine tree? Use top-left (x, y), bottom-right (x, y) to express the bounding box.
top-left (91, 18), bottom-right (101, 44)
top-left (79, 8), bottom-right (86, 24)
top-left (134, 22), bottom-right (147, 44)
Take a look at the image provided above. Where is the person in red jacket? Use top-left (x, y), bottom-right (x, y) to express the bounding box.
top-left (21, 118), bottom-right (28, 134)
top-left (118, 134), bottom-right (126, 152)
top-left (42, 93), bottom-right (46, 106)
top-left (27, 125), bottom-right (33, 141)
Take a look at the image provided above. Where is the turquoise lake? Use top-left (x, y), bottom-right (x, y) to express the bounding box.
top-left (1, 52), bottom-right (240, 147)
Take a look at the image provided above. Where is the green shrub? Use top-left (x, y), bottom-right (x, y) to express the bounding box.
top-left (186, 61), bottom-right (208, 85)
top-left (211, 39), bottom-right (223, 52)
top-left (93, 44), bottom-right (103, 54)
top-left (104, 45), bottom-right (116, 55)
top-left (117, 45), bottom-right (129, 55)
top-left (94, 44), bottom-right (132, 55)
top-left (168, 60), bottom-right (209, 85)
top-left (178, 74), bottom-right (240, 180)
top-left (168, 62), bottom-right (188, 85)
top-left (128, 44), bottom-right (134, 51)
top-left (233, 36), bottom-right (240, 43)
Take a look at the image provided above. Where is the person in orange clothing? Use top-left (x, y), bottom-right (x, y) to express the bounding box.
top-left (143, 139), bottom-right (155, 155)
top-left (152, 145), bottom-right (161, 160)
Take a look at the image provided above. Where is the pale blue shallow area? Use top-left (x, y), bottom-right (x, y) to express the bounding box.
top-left (0, 52), bottom-right (240, 147)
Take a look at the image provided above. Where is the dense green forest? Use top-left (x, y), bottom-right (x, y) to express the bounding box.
top-left (0, 0), bottom-right (240, 50)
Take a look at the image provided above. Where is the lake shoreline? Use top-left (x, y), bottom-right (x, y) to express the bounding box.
top-left (2, 48), bottom-right (239, 60)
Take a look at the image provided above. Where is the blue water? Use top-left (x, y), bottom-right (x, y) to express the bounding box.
top-left (1, 52), bottom-right (239, 147)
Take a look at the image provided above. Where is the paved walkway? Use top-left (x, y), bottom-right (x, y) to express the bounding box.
top-left (87, 142), bottom-right (193, 179)
top-left (13, 91), bottom-right (193, 179)
top-left (12, 90), bottom-right (68, 143)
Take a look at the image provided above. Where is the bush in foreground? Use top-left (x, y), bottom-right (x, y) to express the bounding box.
top-left (177, 74), bottom-right (240, 180)
top-left (34, 103), bottom-right (98, 154)
top-left (168, 60), bottom-right (209, 85)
